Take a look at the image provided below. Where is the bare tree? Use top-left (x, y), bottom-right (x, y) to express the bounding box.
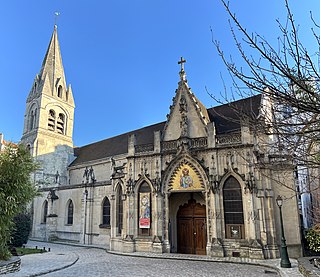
top-left (212, 0), bottom-right (320, 225)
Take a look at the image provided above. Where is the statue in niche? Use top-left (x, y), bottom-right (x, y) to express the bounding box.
top-left (179, 95), bottom-right (187, 113)
top-left (180, 114), bottom-right (188, 137)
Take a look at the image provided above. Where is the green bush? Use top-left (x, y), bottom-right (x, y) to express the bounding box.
top-left (0, 144), bottom-right (38, 260)
top-left (306, 224), bottom-right (320, 252)
top-left (10, 213), bottom-right (32, 247)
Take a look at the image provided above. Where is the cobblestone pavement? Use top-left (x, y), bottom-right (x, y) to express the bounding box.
top-left (46, 250), bottom-right (277, 277)
top-left (6, 241), bottom-right (302, 277)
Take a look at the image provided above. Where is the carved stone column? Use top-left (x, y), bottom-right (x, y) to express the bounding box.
top-left (162, 192), bottom-right (171, 253)
top-left (210, 191), bottom-right (224, 257)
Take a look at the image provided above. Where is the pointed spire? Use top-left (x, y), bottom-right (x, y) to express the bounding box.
top-left (39, 24), bottom-right (67, 96)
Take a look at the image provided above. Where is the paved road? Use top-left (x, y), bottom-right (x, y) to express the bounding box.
top-left (46, 248), bottom-right (277, 277)
top-left (8, 241), bottom-right (301, 277)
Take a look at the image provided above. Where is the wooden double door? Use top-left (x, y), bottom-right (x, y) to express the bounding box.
top-left (177, 199), bottom-right (207, 255)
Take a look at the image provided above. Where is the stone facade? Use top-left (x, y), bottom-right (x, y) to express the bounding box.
top-left (23, 27), bottom-right (302, 259)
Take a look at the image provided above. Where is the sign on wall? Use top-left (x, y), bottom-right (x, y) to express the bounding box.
top-left (139, 192), bottom-right (151, 228)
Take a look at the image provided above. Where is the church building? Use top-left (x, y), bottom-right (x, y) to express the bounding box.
top-left (21, 26), bottom-right (302, 259)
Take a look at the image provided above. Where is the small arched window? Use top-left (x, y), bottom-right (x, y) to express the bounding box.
top-left (139, 182), bottom-right (152, 235)
top-left (42, 200), bottom-right (48, 224)
top-left (67, 200), bottom-right (74, 225)
top-left (223, 176), bottom-right (244, 239)
top-left (57, 113), bottom-right (65, 134)
top-left (116, 185), bottom-right (123, 235)
top-left (101, 197), bottom-right (111, 226)
top-left (58, 85), bottom-right (63, 98)
top-left (48, 110), bottom-right (56, 131)
top-left (33, 109), bottom-right (37, 129)
top-left (29, 110), bottom-right (34, 131)
top-left (26, 144), bottom-right (31, 154)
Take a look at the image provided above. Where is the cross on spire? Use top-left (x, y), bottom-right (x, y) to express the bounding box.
top-left (178, 57), bottom-right (186, 72)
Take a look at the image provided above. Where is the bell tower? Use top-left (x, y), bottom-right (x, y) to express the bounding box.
top-left (21, 25), bottom-right (75, 187)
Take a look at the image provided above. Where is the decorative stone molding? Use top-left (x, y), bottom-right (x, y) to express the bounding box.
top-left (135, 143), bottom-right (154, 153)
top-left (216, 132), bottom-right (241, 145)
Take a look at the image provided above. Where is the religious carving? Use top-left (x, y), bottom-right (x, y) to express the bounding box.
top-left (111, 163), bottom-right (126, 179)
top-left (152, 171), bottom-right (162, 195)
top-left (47, 189), bottom-right (59, 202)
top-left (83, 166), bottom-right (96, 184)
top-left (83, 167), bottom-right (90, 184)
top-left (54, 171), bottom-right (60, 184)
top-left (210, 174), bottom-right (221, 194)
top-left (180, 114), bottom-right (188, 137)
top-left (89, 166), bottom-right (96, 183)
top-left (126, 178), bottom-right (135, 195)
top-left (126, 163), bottom-right (135, 195)
top-left (138, 159), bottom-right (149, 178)
top-left (245, 171), bottom-right (257, 194)
top-left (179, 95), bottom-right (188, 113)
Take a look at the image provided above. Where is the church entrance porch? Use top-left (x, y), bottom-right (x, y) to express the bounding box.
top-left (168, 192), bottom-right (207, 255)
top-left (177, 199), bottom-right (206, 255)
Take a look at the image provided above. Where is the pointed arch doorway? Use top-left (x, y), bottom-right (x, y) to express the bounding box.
top-left (177, 198), bottom-right (206, 255)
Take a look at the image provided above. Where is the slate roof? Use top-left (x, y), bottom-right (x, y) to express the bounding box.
top-left (207, 94), bottom-right (262, 134)
top-left (70, 94), bottom-right (262, 166)
top-left (71, 122), bottom-right (165, 166)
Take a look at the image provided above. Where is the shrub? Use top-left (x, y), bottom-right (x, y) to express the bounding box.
top-left (10, 213), bottom-right (32, 247)
top-left (306, 224), bottom-right (320, 253)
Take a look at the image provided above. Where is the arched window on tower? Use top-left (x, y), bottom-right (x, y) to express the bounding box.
top-left (29, 110), bottom-right (34, 131)
top-left (42, 200), bottom-right (48, 224)
top-left (101, 197), bottom-right (111, 227)
top-left (48, 110), bottom-right (56, 131)
top-left (139, 182), bottom-right (152, 236)
top-left (57, 113), bottom-right (65, 134)
top-left (116, 185), bottom-right (123, 236)
top-left (26, 144), bottom-right (31, 154)
top-left (67, 200), bottom-right (74, 225)
top-left (223, 176), bottom-right (244, 239)
top-left (58, 85), bottom-right (63, 98)
top-left (32, 108), bottom-right (37, 130)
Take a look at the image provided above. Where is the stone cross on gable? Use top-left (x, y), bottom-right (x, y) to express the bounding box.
top-left (178, 57), bottom-right (186, 72)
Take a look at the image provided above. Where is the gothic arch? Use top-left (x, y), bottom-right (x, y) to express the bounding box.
top-left (134, 176), bottom-right (154, 195)
top-left (57, 85), bottom-right (63, 98)
top-left (41, 200), bottom-right (48, 224)
top-left (45, 103), bottom-right (71, 119)
top-left (45, 104), bottom-right (69, 135)
top-left (219, 171), bottom-right (246, 191)
top-left (66, 199), bottom-right (74, 225)
top-left (27, 102), bottom-right (39, 131)
top-left (101, 197), bottom-right (111, 226)
top-left (222, 176), bottom-right (245, 239)
top-left (162, 154), bottom-right (209, 194)
top-left (114, 181), bottom-right (125, 193)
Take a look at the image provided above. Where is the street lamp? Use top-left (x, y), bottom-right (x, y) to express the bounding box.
top-left (276, 195), bottom-right (292, 268)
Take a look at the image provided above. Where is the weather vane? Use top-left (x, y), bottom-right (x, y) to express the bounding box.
top-left (54, 11), bottom-right (60, 26)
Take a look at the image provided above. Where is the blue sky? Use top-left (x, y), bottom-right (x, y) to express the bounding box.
top-left (0, 0), bottom-right (318, 146)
